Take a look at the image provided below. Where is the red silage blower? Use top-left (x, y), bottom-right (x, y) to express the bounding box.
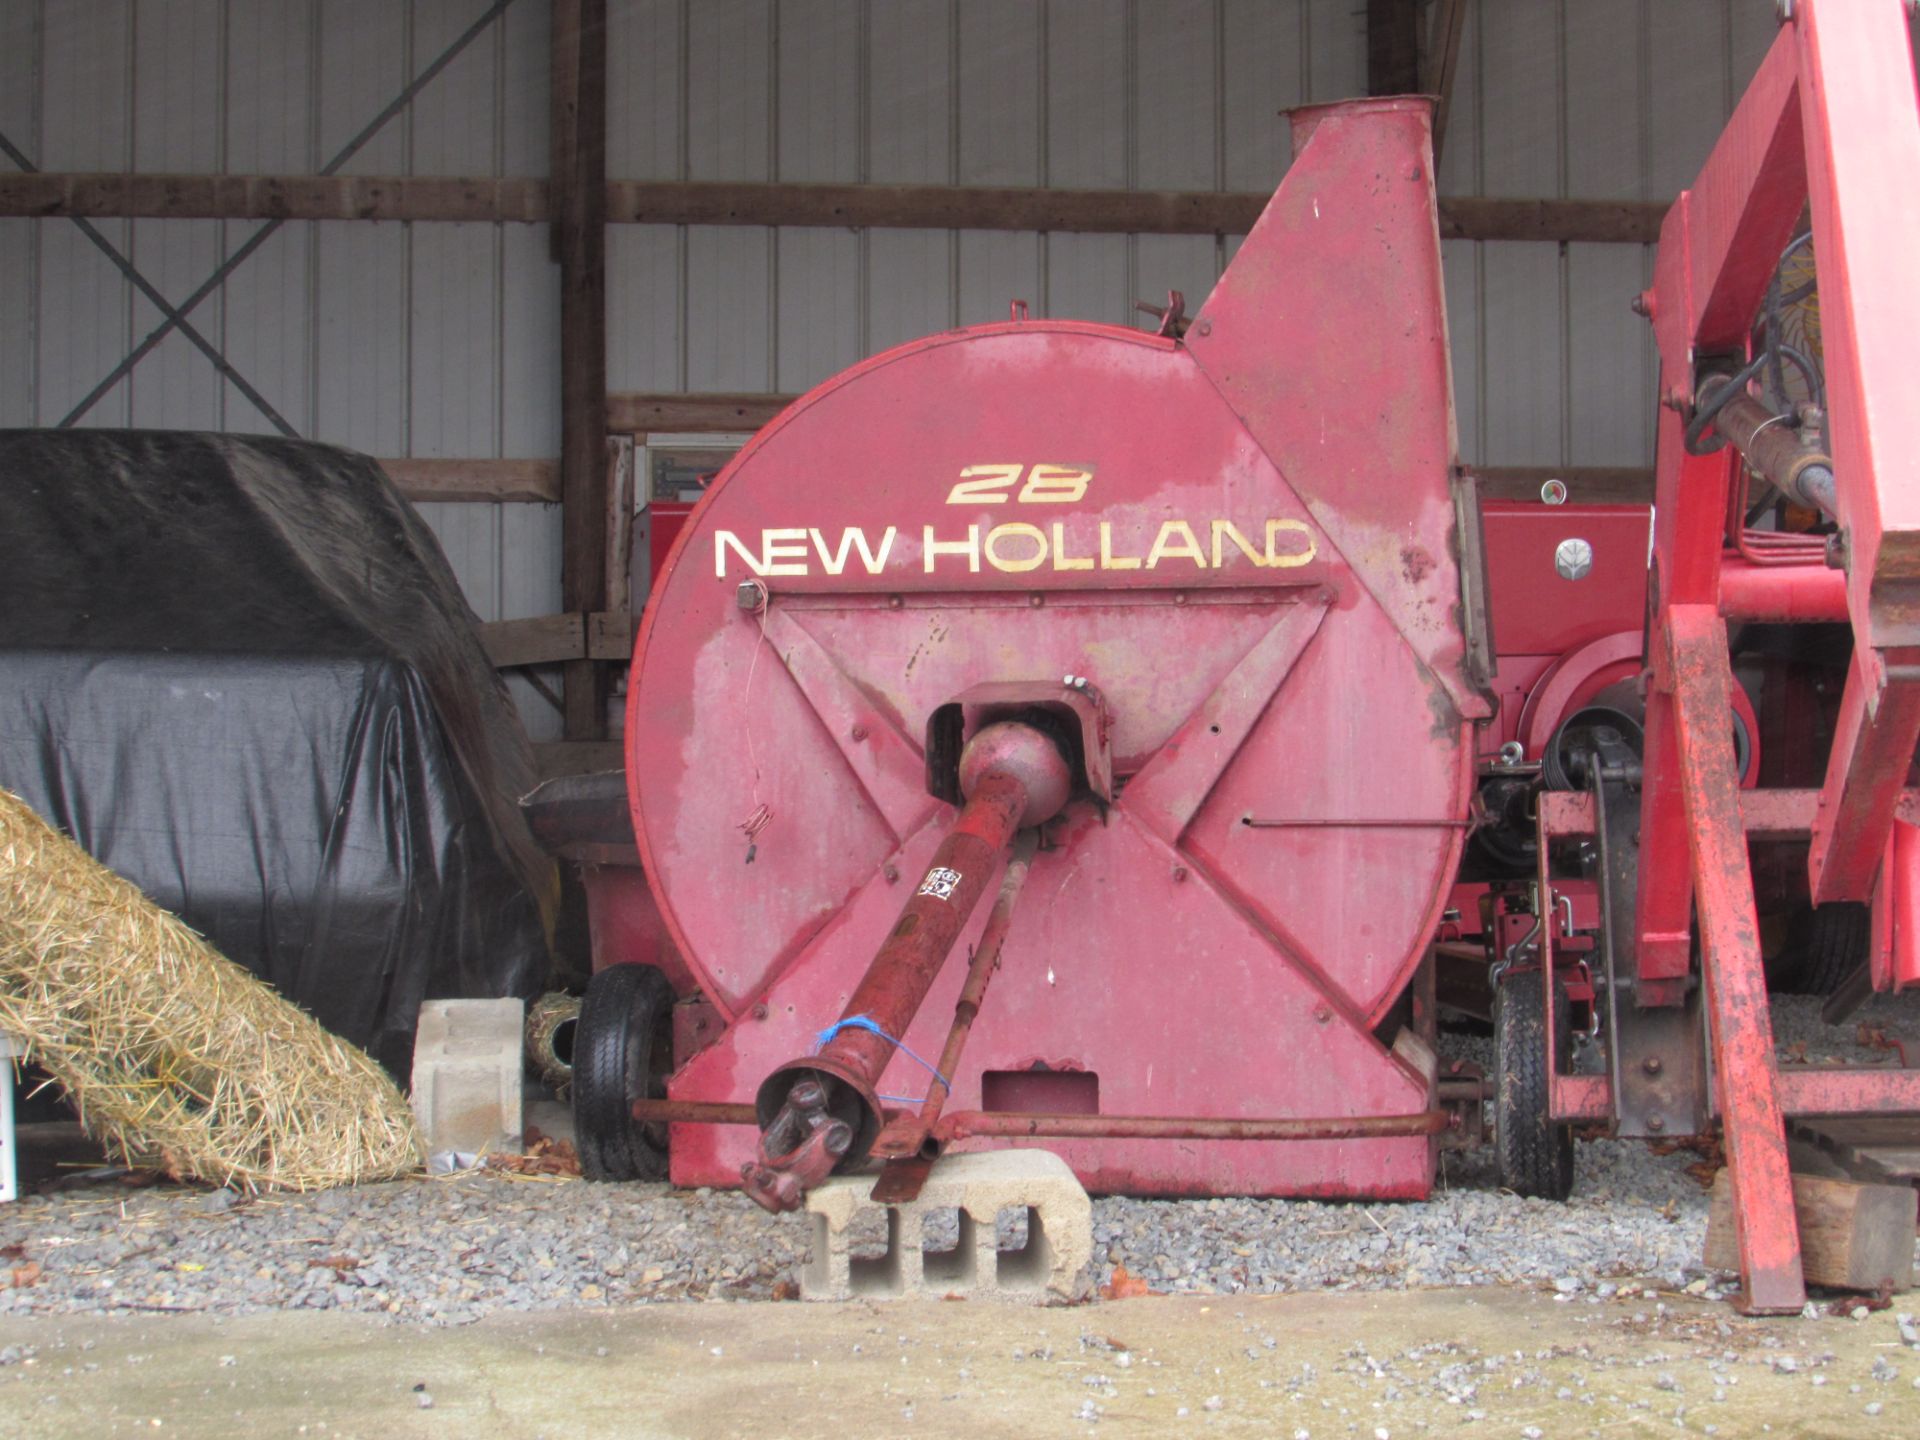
top-left (529, 0), bottom-right (1920, 1314)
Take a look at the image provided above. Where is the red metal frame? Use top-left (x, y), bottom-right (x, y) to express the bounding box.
top-left (1635, 0), bottom-right (1920, 1313)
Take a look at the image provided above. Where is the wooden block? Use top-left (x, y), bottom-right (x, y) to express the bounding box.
top-left (1704, 1169), bottom-right (1916, 1292)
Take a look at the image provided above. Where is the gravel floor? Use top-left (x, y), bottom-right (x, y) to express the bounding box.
top-left (2, 992), bottom-right (1916, 1325)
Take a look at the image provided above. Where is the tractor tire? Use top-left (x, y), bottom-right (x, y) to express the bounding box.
top-left (573, 963), bottom-right (675, 1183)
top-left (1494, 969), bottom-right (1575, 1200)
top-left (1798, 902), bottom-right (1869, 997)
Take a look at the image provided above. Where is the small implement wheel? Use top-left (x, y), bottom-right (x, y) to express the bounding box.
top-left (573, 963), bottom-right (675, 1183)
top-left (1494, 969), bottom-right (1574, 1200)
top-left (1798, 902), bottom-right (1869, 997)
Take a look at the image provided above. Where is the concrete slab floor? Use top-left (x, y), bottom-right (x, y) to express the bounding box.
top-left (1, 1287), bottom-right (1916, 1439)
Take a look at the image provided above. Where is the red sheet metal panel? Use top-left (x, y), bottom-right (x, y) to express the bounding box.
top-left (623, 97), bottom-right (1471, 1198)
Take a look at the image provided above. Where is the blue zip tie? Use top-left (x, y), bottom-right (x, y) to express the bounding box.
top-left (814, 1013), bottom-right (951, 1105)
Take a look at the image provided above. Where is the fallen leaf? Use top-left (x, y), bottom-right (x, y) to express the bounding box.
top-left (9, 1261), bottom-right (42, 1289)
top-left (1099, 1265), bottom-right (1154, 1301)
top-left (770, 1279), bottom-right (799, 1302)
top-left (308, 1255), bottom-right (360, 1273)
top-left (0, 1243), bottom-right (23, 1262)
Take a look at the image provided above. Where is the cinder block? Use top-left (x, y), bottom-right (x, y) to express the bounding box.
top-left (410, 1000), bottom-right (524, 1155)
top-left (802, 1149), bottom-right (1092, 1303)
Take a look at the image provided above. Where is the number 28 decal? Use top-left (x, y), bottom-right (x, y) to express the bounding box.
top-left (947, 463), bottom-right (1092, 505)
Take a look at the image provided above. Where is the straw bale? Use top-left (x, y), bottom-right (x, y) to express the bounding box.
top-left (0, 788), bottom-right (423, 1190)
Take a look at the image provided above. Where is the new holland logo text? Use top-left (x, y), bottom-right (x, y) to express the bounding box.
top-left (712, 464), bottom-right (1316, 580)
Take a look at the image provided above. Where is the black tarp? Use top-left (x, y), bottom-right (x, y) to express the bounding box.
top-left (0, 430), bottom-right (553, 1077)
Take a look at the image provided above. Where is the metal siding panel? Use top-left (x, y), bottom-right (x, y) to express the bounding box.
top-left (1133, 0), bottom-right (1215, 190)
top-left (1564, 0), bottom-right (1644, 200)
top-left (957, 0), bottom-right (1040, 186)
top-left (868, 0), bottom-right (951, 184)
top-left (312, 221), bottom-right (408, 452)
top-left (1479, 0), bottom-right (1560, 198)
top-left (608, 0), bottom-right (683, 180)
top-left (1480, 240), bottom-right (1563, 467)
top-left (221, 0), bottom-right (316, 435)
top-left (501, 221), bottom-right (559, 458)
top-left (1044, 232), bottom-right (1128, 326)
top-left (41, 0), bottom-right (130, 168)
top-left (775, 227), bottom-right (860, 392)
top-left (957, 230), bottom-right (1039, 327)
top-left (685, 224), bottom-right (771, 391)
top-left (1044, 0), bottom-right (1125, 189)
top-left (227, 0), bottom-right (316, 168)
top-left (411, 224), bottom-right (499, 457)
top-left (128, 220), bottom-right (224, 428)
top-left (0, 2), bottom-right (38, 427)
top-left (500, 0), bottom-right (549, 176)
top-left (38, 223), bottom-right (133, 426)
top-left (866, 228), bottom-right (950, 354)
top-left (1305, 0), bottom-right (1364, 103)
top-left (1223, 0), bottom-right (1301, 192)
top-left (1648, 0), bottom-right (1730, 199)
top-left (688, 0), bottom-right (771, 181)
top-left (39, 0), bottom-right (131, 426)
top-left (1567, 242), bottom-right (1654, 467)
top-left (220, 221), bottom-right (313, 436)
top-left (0, 219), bottom-right (33, 427)
top-left (1442, 238), bottom-right (1481, 465)
top-left (776, 0), bottom-right (859, 181)
top-left (1134, 234), bottom-right (1218, 331)
top-left (411, 0), bottom-right (500, 176)
top-left (129, 0), bottom-right (224, 430)
top-left (317, 0), bottom-right (408, 174)
top-left (606, 225), bottom-right (683, 391)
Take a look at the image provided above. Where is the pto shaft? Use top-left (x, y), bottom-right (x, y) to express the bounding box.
top-left (740, 720), bottom-right (1070, 1212)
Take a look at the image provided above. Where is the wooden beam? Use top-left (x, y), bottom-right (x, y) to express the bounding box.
top-left (1367, 0), bottom-right (1422, 98)
top-left (480, 613), bottom-right (585, 668)
top-left (553, 0), bottom-right (609, 741)
top-left (478, 611), bottom-right (631, 667)
top-left (0, 171), bottom-right (549, 222)
top-left (0, 173), bottom-right (1668, 245)
top-left (379, 457), bottom-right (560, 504)
top-left (1421, 0), bottom-right (1470, 167)
top-left (1705, 1169), bottom-right (1916, 1293)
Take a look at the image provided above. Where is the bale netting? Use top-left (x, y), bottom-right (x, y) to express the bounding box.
top-left (0, 788), bottom-right (424, 1191)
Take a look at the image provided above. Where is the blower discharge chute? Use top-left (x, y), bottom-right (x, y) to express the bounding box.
top-left (616, 95), bottom-right (1491, 1211)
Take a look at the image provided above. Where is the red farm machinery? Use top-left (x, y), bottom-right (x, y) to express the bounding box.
top-left (527, 0), bottom-right (1920, 1315)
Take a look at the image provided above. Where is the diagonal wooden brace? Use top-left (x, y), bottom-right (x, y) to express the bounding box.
top-left (1666, 604), bottom-right (1805, 1315)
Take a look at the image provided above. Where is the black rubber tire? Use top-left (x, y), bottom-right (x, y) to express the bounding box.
top-left (573, 964), bottom-right (675, 1183)
top-left (1494, 969), bottom-right (1575, 1201)
top-left (1799, 902), bottom-right (1870, 997)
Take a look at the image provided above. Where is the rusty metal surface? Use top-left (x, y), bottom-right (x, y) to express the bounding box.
top-left (626, 95), bottom-right (1469, 1200)
top-left (932, 1109), bottom-right (1453, 1143)
top-left (1667, 605), bottom-right (1805, 1315)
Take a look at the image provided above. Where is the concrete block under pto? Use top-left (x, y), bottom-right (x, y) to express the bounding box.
top-left (801, 1149), bottom-right (1091, 1303)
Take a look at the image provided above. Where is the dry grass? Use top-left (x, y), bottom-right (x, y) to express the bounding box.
top-left (0, 787), bottom-right (423, 1191)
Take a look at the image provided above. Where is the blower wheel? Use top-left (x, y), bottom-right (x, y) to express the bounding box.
top-left (573, 963), bottom-right (675, 1183)
top-left (1494, 969), bottom-right (1574, 1201)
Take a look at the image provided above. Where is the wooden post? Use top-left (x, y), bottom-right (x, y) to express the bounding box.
top-left (553, 0), bottom-right (609, 740)
top-left (1705, 1168), bottom-right (1917, 1293)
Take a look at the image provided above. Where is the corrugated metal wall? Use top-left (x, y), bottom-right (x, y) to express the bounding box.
top-left (0, 0), bottom-right (1867, 734)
